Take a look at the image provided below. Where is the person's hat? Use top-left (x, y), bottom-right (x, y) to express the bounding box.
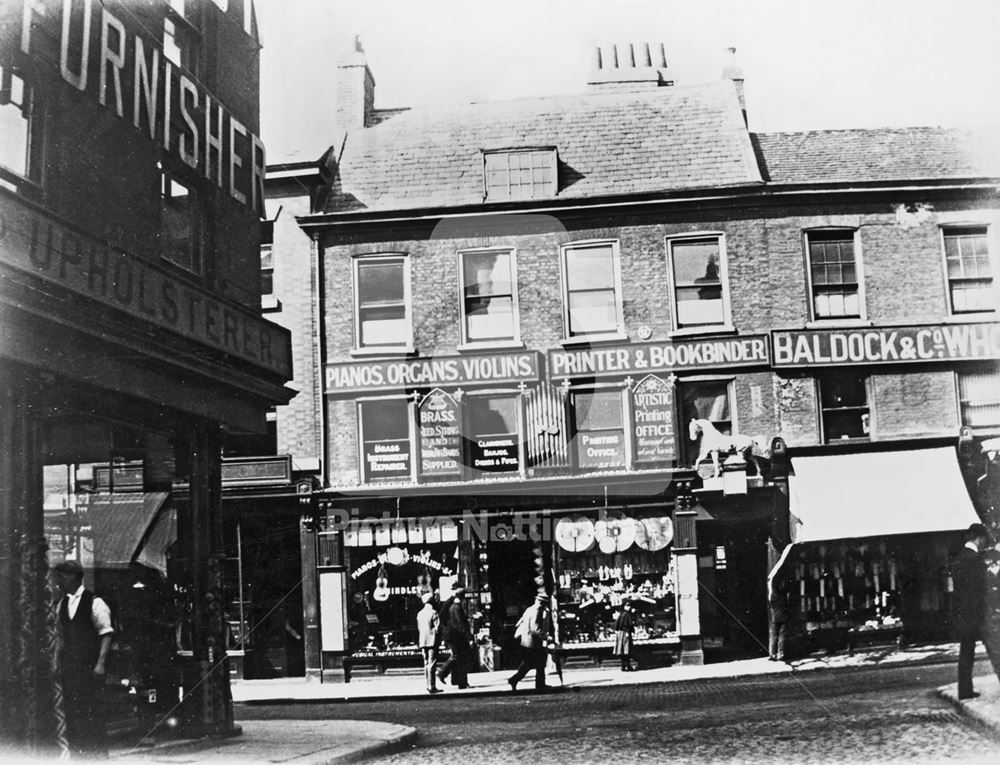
top-left (421, 592), bottom-right (435, 604)
top-left (968, 522), bottom-right (991, 542)
top-left (53, 560), bottom-right (83, 576)
top-left (452, 586), bottom-right (466, 596)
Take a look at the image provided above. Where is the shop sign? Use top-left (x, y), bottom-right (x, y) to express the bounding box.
top-left (577, 431), bottom-right (625, 469)
top-left (0, 195), bottom-right (292, 377)
top-left (418, 389), bottom-right (462, 477)
top-left (325, 351), bottom-right (540, 394)
top-left (632, 375), bottom-right (676, 464)
top-left (548, 335), bottom-right (768, 380)
top-left (470, 435), bottom-right (519, 472)
top-left (772, 323), bottom-right (1000, 367)
top-left (362, 439), bottom-right (410, 482)
top-left (10, 0), bottom-right (264, 213)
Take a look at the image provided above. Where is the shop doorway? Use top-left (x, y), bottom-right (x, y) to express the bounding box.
top-left (481, 532), bottom-right (545, 669)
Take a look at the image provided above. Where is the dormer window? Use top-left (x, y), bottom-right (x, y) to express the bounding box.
top-left (483, 148), bottom-right (557, 201)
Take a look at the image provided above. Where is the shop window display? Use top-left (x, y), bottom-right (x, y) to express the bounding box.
top-left (553, 515), bottom-right (677, 656)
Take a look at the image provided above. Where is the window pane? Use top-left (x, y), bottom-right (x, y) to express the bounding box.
top-left (358, 261), bottom-right (404, 305)
top-left (959, 371), bottom-right (1000, 427)
top-left (161, 175), bottom-right (198, 273)
top-left (362, 399), bottom-right (409, 442)
top-left (360, 310), bottom-right (406, 346)
top-left (820, 377), bottom-right (867, 409)
top-left (573, 390), bottom-right (622, 431)
top-left (566, 246), bottom-right (615, 291)
top-left (672, 240), bottom-right (720, 285)
top-left (680, 383), bottom-right (731, 424)
top-left (951, 282), bottom-right (996, 313)
top-left (0, 76), bottom-right (28, 176)
top-left (469, 397), bottom-right (518, 435)
top-left (568, 290), bottom-right (617, 334)
top-left (823, 410), bottom-right (868, 441)
top-left (675, 286), bottom-right (724, 326)
top-left (464, 252), bottom-right (512, 296)
top-left (466, 296), bottom-right (514, 340)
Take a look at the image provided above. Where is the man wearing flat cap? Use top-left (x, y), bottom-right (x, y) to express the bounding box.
top-left (52, 560), bottom-right (114, 758)
top-left (950, 523), bottom-right (992, 699)
top-left (416, 591), bottom-right (442, 694)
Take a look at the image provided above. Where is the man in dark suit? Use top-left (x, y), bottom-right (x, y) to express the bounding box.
top-left (950, 522), bottom-right (992, 699)
top-left (436, 587), bottom-right (472, 689)
top-left (768, 579), bottom-right (791, 662)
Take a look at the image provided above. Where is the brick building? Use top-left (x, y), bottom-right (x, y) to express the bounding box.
top-left (261, 42), bottom-right (998, 680)
top-left (0, 0), bottom-right (291, 749)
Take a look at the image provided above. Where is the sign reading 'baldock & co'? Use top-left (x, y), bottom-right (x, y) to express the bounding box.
top-left (772, 323), bottom-right (1000, 367)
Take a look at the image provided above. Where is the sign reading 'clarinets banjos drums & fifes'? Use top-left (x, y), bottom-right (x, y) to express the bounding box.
top-left (418, 389), bottom-right (462, 478)
top-left (632, 375), bottom-right (676, 464)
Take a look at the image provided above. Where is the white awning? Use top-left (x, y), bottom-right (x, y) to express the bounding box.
top-left (788, 447), bottom-right (980, 544)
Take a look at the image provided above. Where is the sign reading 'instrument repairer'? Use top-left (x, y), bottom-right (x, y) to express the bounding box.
top-left (548, 335), bottom-right (769, 379)
top-left (772, 323), bottom-right (1000, 367)
top-left (325, 352), bottom-right (541, 394)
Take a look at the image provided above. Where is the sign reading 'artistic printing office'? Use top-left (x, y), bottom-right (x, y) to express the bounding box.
top-left (772, 323), bottom-right (1000, 367)
top-left (548, 335), bottom-right (769, 380)
top-left (325, 351), bottom-right (541, 394)
top-left (632, 375), bottom-right (676, 464)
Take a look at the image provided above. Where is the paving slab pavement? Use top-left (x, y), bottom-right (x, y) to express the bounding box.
top-left (937, 673), bottom-right (1000, 737)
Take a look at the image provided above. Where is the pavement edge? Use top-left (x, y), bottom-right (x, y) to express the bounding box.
top-left (934, 686), bottom-right (1000, 739)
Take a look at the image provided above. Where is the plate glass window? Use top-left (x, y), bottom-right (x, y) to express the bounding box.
top-left (819, 376), bottom-right (870, 442)
top-left (808, 230), bottom-right (860, 319)
top-left (944, 227), bottom-right (995, 313)
top-left (160, 173), bottom-right (201, 274)
top-left (958, 369), bottom-right (1000, 429)
top-left (466, 396), bottom-right (520, 474)
top-left (484, 150), bottom-right (556, 201)
top-left (572, 390), bottom-right (626, 470)
top-left (670, 238), bottom-right (726, 328)
top-left (359, 399), bottom-right (412, 483)
top-left (564, 243), bottom-right (620, 336)
top-left (0, 67), bottom-right (30, 189)
top-left (679, 381), bottom-right (732, 465)
top-left (462, 251), bottom-right (516, 342)
top-left (356, 257), bottom-right (408, 348)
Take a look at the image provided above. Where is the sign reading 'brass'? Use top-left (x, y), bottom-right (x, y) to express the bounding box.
top-left (772, 323), bottom-right (1000, 367)
top-left (0, 195), bottom-right (291, 377)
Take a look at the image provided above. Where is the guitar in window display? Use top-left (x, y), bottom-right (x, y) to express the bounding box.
top-left (373, 563), bottom-right (390, 602)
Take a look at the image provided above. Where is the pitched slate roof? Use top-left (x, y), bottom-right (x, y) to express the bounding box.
top-left (753, 127), bottom-right (1000, 184)
top-left (323, 81), bottom-right (761, 214)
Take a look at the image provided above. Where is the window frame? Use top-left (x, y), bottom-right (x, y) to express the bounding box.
top-left (665, 233), bottom-right (733, 334)
top-left (159, 170), bottom-right (203, 275)
top-left (357, 396), bottom-right (415, 484)
top-left (351, 254), bottom-right (413, 355)
top-left (817, 374), bottom-right (872, 444)
top-left (940, 225), bottom-right (997, 316)
top-left (0, 65), bottom-right (39, 194)
top-left (457, 247), bottom-right (521, 349)
top-left (482, 147), bottom-right (557, 202)
top-left (559, 240), bottom-right (626, 342)
top-left (570, 385), bottom-right (630, 472)
top-left (164, 0), bottom-right (202, 76)
top-left (804, 228), bottom-right (866, 322)
top-left (676, 376), bottom-right (736, 467)
top-left (956, 366), bottom-right (1000, 433)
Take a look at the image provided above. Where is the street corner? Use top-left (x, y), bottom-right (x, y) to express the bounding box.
top-left (936, 674), bottom-right (1000, 737)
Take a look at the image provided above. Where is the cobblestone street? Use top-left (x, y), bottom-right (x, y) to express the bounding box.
top-left (240, 661), bottom-right (1000, 763)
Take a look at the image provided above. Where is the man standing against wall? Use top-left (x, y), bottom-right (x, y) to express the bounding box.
top-left (53, 560), bottom-right (114, 758)
top-left (950, 523), bottom-right (991, 699)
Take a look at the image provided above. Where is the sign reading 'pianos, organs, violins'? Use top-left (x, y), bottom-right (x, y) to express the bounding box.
top-left (418, 390), bottom-right (462, 478)
top-left (772, 322), bottom-right (1000, 367)
top-left (632, 375), bottom-right (676, 464)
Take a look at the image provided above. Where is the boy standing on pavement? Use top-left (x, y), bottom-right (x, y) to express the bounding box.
top-left (53, 559), bottom-right (114, 758)
top-left (417, 592), bottom-right (443, 694)
top-left (950, 522), bottom-right (992, 699)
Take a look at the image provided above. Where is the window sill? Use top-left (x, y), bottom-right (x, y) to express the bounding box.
top-left (349, 347), bottom-right (416, 358)
top-left (559, 333), bottom-right (629, 347)
top-left (668, 325), bottom-right (736, 339)
top-left (456, 341), bottom-right (526, 353)
top-left (943, 312), bottom-right (998, 323)
top-left (804, 318), bottom-right (872, 329)
top-left (261, 295), bottom-right (282, 313)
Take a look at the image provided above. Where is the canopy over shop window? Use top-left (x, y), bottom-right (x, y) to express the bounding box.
top-left (788, 447), bottom-right (979, 544)
top-left (87, 492), bottom-right (172, 573)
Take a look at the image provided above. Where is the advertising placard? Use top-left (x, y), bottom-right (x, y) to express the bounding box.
top-left (632, 375), bottom-right (676, 464)
top-left (362, 440), bottom-right (411, 482)
top-left (418, 389), bottom-right (462, 477)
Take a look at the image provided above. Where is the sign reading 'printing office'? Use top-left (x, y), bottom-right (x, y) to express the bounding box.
top-left (772, 323), bottom-right (1000, 367)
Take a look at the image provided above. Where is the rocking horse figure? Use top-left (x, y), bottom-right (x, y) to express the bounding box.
top-left (689, 418), bottom-right (769, 477)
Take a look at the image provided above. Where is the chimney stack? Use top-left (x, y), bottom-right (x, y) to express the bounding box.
top-left (336, 34), bottom-right (375, 129)
top-left (588, 42), bottom-right (673, 92)
top-left (721, 46), bottom-right (746, 125)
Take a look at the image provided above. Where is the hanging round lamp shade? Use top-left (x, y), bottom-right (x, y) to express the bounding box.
top-left (595, 517), bottom-right (637, 554)
top-left (635, 517), bottom-right (673, 551)
top-left (555, 516), bottom-right (596, 553)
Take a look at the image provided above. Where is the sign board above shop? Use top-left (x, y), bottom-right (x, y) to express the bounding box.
top-left (325, 351), bottom-right (541, 394)
top-left (548, 335), bottom-right (769, 380)
top-left (772, 323), bottom-right (1000, 367)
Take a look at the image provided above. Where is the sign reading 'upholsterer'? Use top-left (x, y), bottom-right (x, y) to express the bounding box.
top-left (772, 323), bottom-right (1000, 367)
top-left (325, 352), bottom-right (541, 394)
top-left (0, 194), bottom-right (291, 378)
top-left (548, 335), bottom-right (769, 379)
